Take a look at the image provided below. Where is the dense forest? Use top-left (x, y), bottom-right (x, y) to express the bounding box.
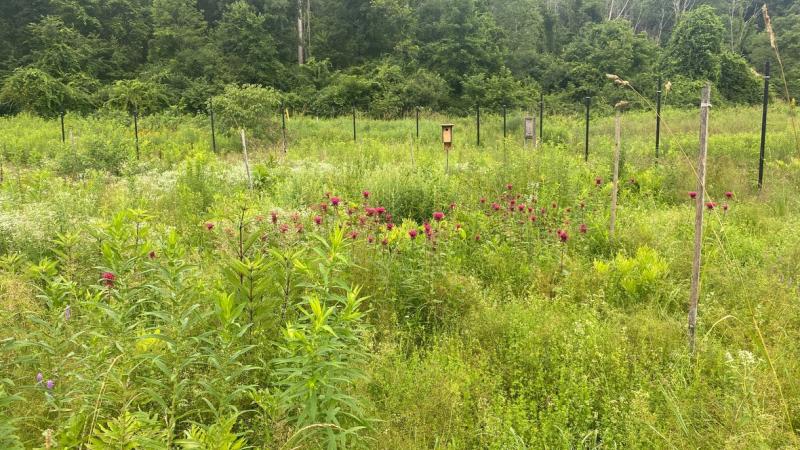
top-left (0, 0), bottom-right (798, 118)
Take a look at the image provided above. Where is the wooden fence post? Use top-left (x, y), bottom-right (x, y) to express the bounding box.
top-left (688, 84), bottom-right (711, 354)
top-left (240, 129), bottom-right (253, 190)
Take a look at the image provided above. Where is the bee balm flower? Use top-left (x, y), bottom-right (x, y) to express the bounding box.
top-left (433, 211), bottom-right (445, 221)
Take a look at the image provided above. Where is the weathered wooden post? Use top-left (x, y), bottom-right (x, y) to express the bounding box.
top-left (610, 101), bottom-right (629, 242)
top-left (688, 85), bottom-right (711, 355)
top-left (240, 129), bottom-right (253, 190)
top-left (759, 61), bottom-right (770, 189)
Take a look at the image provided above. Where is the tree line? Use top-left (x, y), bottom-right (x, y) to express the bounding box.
top-left (0, 0), bottom-right (797, 119)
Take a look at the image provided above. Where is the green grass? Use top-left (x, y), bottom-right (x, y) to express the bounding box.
top-left (0, 104), bottom-right (799, 448)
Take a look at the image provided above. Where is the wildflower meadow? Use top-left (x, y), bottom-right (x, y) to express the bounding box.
top-left (1, 103), bottom-right (800, 449)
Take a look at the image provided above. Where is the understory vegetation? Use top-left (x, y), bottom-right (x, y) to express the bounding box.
top-left (1, 105), bottom-right (800, 448)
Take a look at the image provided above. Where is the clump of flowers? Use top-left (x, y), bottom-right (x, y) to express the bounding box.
top-left (101, 272), bottom-right (116, 287)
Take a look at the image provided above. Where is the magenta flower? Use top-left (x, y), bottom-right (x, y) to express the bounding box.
top-left (362, 190), bottom-right (370, 199)
top-left (101, 272), bottom-right (116, 287)
top-left (579, 223), bottom-right (588, 234)
top-left (408, 229), bottom-right (418, 239)
top-left (204, 222), bottom-right (214, 231)
top-left (705, 202), bottom-right (716, 210)
top-left (386, 223), bottom-right (394, 231)
top-left (688, 191), bottom-right (697, 199)
top-left (725, 191), bottom-right (733, 199)
top-left (365, 207), bottom-right (376, 217)
top-left (330, 196), bottom-right (341, 207)
top-left (433, 211), bottom-right (445, 221)
top-left (348, 231), bottom-right (358, 239)
top-left (314, 215), bottom-right (323, 225)
top-left (491, 202), bottom-right (501, 211)
top-left (557, 229), bottom-right (569, 243)
top-left (376, 206), bottom-right (386, 215)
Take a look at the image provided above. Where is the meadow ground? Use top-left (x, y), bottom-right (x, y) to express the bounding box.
top-left (1, 104), bottom-right (799, 448)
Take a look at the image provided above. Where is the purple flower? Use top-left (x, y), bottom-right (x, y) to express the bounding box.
top-left (64, 305), bottom-right (71, 320)
top-left (46, 380), bottom-right (55, 390)
top-left (36, 372), bottom-right (43, 383)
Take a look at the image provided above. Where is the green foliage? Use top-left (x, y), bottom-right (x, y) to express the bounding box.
top-left (593, 247), bottom-right (669, 307)
top-left (0, 67), bottom-right (88, 117)
top-left (2, 100), bottom-right (800, 449)
top-left (106, 79), bottom-right (168, 115)
top-left (273, 230), bottom-right (371, 448)
top-left (0, 383), bottom-right (23, 450)
top-left (664, 6), bottom-right (725, 82)
top-left (210, 84), bottom-right (281, 139)
top-left (88, 411), bottom-right (168, 450)
top-left (719, 51), bottom-right (762, 104)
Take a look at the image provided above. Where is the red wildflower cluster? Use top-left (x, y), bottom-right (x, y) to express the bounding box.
top-left (101, 272), bottom-right (116, 287)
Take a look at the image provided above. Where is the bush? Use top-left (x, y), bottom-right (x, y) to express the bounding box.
top-left (718, 51), bottom-right (762, 104)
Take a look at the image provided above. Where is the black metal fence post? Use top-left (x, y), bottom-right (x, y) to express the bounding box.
top-left (60, 112), bottom-right (66, 143)
top-left (539, 91), bottom-right (544, 144)
top-left (759, 61), bottom-right (771, 189)
top-left (502, 104), bottom-right (507, 138)
top-left (210, 99), bottom-right (217, 153)
top-left (584, 97), bottom-right (591, 162)
top-left (133, 108), bottom-right (140, 160)
top-left (416, 107), bottom-right (420, 139)
top-left (476, 104), bottom-right (481, 147)
top-left (656, 77), bottom-right (662, 159)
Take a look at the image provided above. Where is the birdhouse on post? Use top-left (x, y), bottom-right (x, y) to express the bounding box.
top-left (441, 124), bottom-right (454, 150)
top-left (524, 116), bottom-right (536, 148)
